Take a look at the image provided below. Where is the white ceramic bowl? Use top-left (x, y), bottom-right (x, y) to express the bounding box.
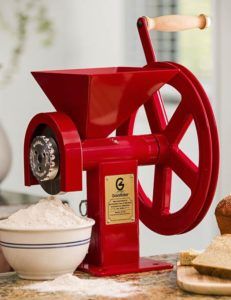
top-left (0, 219), bottom-right (95, 280)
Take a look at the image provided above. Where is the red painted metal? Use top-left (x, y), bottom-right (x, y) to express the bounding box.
top-left (32, 67), bottom-right (178, 139)
top-left (24, 16), bottom-right (219, 276)
top-left (140, 63), bottom-right (213, 235)
top-left (24, 112), bottom-right (82, 192)
top-left (81, 257), bottom-right (172, 277)
top-left (137, 17), bottom-right (157, 64)
top-left (80, 160), bottom-right (172, 276)
top-left (82, 134), bottom-right (169, 169)
top-left (117, 17), bottom-right (219, 235)
top-left (166, 62), bottom-right (219, 232)
top-left (117, 64), bottom-right (214, 234)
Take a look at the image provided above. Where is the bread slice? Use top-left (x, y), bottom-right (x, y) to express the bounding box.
top-left (193, 235), bottom-right (231, 279)
top-left (179, 249), bottom-right (201, 266)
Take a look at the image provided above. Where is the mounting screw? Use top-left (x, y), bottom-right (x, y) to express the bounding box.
top-left (137, 19), bottom-right (143, 28)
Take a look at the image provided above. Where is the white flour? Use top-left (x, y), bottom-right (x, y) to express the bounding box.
top-left (22, 273), bottom-right (140, 298)
top-left (0, 197), bottom-right (90, 229)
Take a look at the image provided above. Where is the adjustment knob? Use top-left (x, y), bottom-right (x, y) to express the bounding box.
top-left (29, 136), bottom-right (59, 182)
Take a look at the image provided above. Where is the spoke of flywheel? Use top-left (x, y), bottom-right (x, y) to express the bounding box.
top-left (164, 100), bottom-right (193, 144)
top-left (145, 91), bottom-right (168, 132)
top-left (152, 165), bottom-right (172, 214)
top-left (170, 148), bottom-right (198, 190)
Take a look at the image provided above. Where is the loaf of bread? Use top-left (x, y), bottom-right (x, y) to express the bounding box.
top-left (215, 195), bottom-right (231, 234)
top-left (193, 235), bottom-right (231, 279)
top-left (179, 249), bottom-right (201, 266)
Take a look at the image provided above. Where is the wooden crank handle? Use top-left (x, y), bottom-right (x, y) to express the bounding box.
top-left (145, 14), bottom-right (211, 32)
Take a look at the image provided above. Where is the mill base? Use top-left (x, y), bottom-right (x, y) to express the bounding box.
top-left (79, 257), bottom-right (173, 276)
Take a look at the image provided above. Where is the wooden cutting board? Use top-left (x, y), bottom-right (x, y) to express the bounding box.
top-left (177, 263), bottom-right (231, 295)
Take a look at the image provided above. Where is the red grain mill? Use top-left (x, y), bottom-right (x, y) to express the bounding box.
top-left (24, 15), bottom-right (219, 276)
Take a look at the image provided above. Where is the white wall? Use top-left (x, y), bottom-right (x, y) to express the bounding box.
top-left (213, 0), bottom-right (231, 198)
top-left (0, 0), bottom-right (223, 256)
top-left (0, 0), bottom-right (127, 248)
top-left (0, 0), bottom-right (124, 195)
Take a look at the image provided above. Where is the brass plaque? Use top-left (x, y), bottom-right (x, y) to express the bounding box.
top-left (105, 174), bottom-right (135, 225)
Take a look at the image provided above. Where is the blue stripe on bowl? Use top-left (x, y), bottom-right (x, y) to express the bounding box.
top-left (0, 238), bottom-right (90, 246)
top-left (0, 238), bottom-right (91, 249)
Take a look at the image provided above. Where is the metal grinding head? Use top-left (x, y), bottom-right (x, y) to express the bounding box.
top-left (30, 136), bottom-right (59, 182)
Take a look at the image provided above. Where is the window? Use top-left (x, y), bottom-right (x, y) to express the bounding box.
top-left (124, 0), bottom-right (212, 91)
top-left (147, 0), bottom-right (178, 61)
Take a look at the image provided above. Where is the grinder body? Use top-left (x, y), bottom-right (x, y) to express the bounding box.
top-left (24, 15), bottom-right (219, 276)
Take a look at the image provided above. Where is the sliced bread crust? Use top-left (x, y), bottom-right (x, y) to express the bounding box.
top-left (192, 235), bottom-right (231, 279)
top-left (193, 264), bottom-right (231, 279)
